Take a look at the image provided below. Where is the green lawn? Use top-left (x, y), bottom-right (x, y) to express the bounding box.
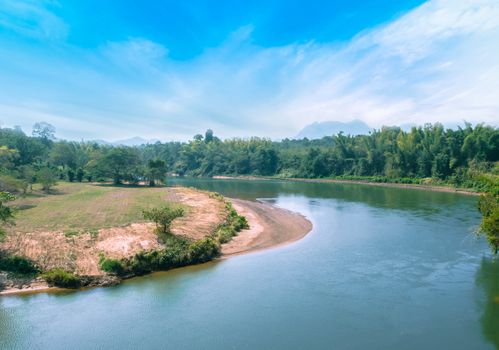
top-left (10, 182), bottom-right (177, 233)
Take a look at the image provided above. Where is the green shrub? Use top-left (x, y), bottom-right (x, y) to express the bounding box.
top-left (0, 254), bottom-right (39, 275)
top-left (188, 238), bottom-right (220, 263)
top-left (99, 258), bottom-right (126, 276)
top-left (42, 268), bottom-right (81, 288)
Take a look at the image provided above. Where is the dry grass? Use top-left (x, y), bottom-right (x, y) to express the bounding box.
top-left (1, 182), bottom-right (228, 276)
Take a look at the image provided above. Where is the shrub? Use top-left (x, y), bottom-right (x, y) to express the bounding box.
top-left (42, 268), bottom-right (81, 288)
top-left (188, 238), bottom-right (220, 263)
top-left (0, 191), bottom-right (15, 238)
top-left (0, 254), bottom-right (39, 275)
top-left (100, 258), bottom-right (126, 276)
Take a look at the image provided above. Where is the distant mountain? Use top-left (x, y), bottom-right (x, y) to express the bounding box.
top-left (90, 137), bottom-right (160, 146)
top-left (295, 120), bottom-right (371, 139)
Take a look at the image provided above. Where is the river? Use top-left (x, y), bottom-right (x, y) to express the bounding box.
top-left (1, 178), bottom-right (497, 349)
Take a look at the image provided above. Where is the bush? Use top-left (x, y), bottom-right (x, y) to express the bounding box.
top-left (0, 191), bottom-right (15, 238)
top-left (100, 258), bottom-right (126, 276)
top-left (188, 238), bottom-right (220, 263)
top-left (478, 193), bottom-right (499, 254)
top-left (42, 268), bottom-right (81, 288)
top-left (0, 254), bottom-right (39, 275)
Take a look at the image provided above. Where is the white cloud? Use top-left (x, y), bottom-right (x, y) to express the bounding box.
top-left (0, 0), bottom-right (68, 41)
top-left (0, 0), bottom-right (498, 141)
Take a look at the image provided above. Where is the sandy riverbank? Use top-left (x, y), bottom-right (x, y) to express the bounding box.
top-left (1, 198), bottom-right (312, 296)
top-left (222, 199), bottom-right (312, 256)
top-left (213, 175), bottom-right (480, 196)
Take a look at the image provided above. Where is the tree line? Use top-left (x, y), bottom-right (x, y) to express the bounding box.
top-left (0, 122), bottom-right (497, 251)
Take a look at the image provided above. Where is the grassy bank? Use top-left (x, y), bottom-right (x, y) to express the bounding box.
top-left (9, 182), bottom-right (180, 233)
top-left (0, 183), bottom-right (248, 291)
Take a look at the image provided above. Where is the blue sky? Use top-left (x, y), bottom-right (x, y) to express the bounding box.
top-left (0, 0), bottom-right (498, 141)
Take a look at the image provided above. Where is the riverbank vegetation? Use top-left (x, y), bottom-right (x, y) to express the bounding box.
top-left (0, 122), bottom-right (497, 254)
top-left (98, 192), bottom-right (247, 278)
top-left (0, 181), bottom-right (248, 290)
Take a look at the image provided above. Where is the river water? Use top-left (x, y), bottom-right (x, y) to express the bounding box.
top-left (1, 178), bottom-right (497, 349)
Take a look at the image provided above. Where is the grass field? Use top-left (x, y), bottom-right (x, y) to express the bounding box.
top-left (9, 182), bottom-right (184, 233)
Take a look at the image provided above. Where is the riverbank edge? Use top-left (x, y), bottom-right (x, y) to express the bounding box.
top-left (212, 175), bottom-right (481, 196)
top-left (0, 199), bottom-right (313, 296)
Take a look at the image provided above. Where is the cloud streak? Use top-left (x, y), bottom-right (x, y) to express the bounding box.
top-left (0, 0), bottom-right (498, 140)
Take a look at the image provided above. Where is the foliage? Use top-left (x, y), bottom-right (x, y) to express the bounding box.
top-left (99, 147), bottom-right (142, 184)
top-left (67, 169), bottom-right (75, 182)
top-left (98, 198), bottom-right (247, 276)
top-left (0, 253), bottom-right (39, 275)
top-left (478, 193), bottom-right (499, 254)
top-left (76, 168), bottom-right (84, 182)
top-left (37, 167), bottom-right (58, 191)
top-left (1, 122), bottom-right (498, 251)
top-left (99, 257), bottom-right (126, 276)
top-left (42, 268), bottom-right (81, 288)
top-left (142, 204), bottom-right (184, 234)
top-left (32, 122), bottom-right (56, 141)
top-left (0, 191), bottom-right (15, 238)
top-left (188, 238), bottom-right (220, 263)
top-left (146, 158), bottom-right (167, 186)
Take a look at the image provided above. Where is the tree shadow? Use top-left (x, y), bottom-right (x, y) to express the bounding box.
top-left (93, 182), bottom-right (168, 189)
top-left (14, 204), bottom-right (37, 210)
top-left (476, 257), bottom-right (499, 349)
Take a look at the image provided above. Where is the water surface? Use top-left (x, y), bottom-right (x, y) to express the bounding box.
top-left (1, 178), bottom-right (497, 349)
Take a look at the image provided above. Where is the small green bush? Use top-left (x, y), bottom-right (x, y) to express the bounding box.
top-left (0, 254), bottom-right (39, 275)
top-left (100, 258), bottom-right (126, 276)
top-left (188, 238), bottom-right (220, 263)
top-left (42, 268), bottom-right (81, 288)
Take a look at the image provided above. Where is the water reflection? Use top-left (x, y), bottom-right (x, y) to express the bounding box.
top-left (169, 177), bottom-right (477, 218)
top-left (476, 257), bottom-right (499, 349)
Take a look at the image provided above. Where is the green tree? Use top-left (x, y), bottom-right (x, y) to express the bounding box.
top-left (32, 122), bottom-right (56, 141)
top-left (99, 147), bottom-right (141, 184)
top-left (76, 168), bottom-right (84, 182)
top-left (146, 159), bottom-right (167, 186)
top-left (67, 169), bottom-right (75, 182)
top-left (205, 129), bottom-right (214, 143)
top-left (0, 191), bottom-right (15, 238)
top-left (37, 167), bottom-right (58, 192)
top-left (142, 205), bottom-right (184, 234)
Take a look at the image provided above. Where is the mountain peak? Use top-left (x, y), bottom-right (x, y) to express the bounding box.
top-left (295, 120), bottom-right (371, 139)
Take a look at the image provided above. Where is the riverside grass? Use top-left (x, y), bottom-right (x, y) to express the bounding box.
top-left (8, 182), bottom-right (183, 233)
top-left (2, 182), bottom-right (249, 289)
